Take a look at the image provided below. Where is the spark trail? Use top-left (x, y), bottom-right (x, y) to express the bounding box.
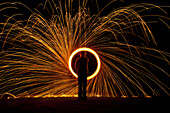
top-left (0, 0), bottom-right (169, 98)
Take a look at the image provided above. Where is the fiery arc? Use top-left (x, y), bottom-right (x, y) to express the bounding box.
top-left (69, 47), bottom-right (101, 80)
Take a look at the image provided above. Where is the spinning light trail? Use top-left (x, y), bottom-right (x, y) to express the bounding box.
top-left (69, 47), bottom-right (101, 80)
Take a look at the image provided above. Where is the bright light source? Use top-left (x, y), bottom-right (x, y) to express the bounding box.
top-left (69, 47), bottom-right (101, 80)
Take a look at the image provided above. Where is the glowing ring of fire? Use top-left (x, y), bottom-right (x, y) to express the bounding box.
top-left (69, 47), bottom-right (101, 80)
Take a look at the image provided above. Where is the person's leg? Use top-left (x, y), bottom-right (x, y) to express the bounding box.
top-left (83, 75), bottom-right (87, 100)
top-left (78, 76), bottom-right (82, 100)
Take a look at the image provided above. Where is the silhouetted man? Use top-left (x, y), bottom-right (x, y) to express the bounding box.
top-left (75, 52), bottom-right (89, 100)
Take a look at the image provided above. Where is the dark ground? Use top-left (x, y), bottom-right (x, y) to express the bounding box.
top-left (0, 97), bottom-right (169, 113)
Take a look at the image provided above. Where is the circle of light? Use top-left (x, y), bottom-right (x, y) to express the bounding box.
top-left (69, 47), bottom-right (101, 80)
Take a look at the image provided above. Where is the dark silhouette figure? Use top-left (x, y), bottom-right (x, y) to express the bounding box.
top-left (75, 52), bottom-right (89, 100)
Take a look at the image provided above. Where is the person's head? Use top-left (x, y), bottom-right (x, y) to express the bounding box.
top-left (78, 52), bottom-right (87, 57)
top-left (82, 52), bottom-right (87, 57)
